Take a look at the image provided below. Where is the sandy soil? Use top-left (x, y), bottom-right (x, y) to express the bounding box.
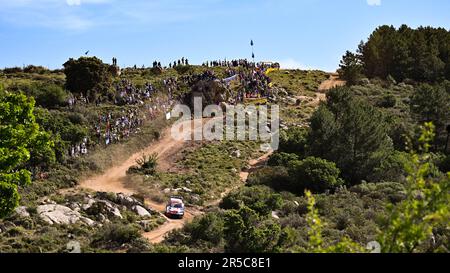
top-left (318, 73), bottom-right (346, 91)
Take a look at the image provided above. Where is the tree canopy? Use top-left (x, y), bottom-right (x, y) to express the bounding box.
top-left (0, 92), bottom-right (54, 218)
top-left (63, 57), bottom-right (113, 102)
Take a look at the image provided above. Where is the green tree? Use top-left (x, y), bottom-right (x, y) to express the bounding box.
top-left (338, 51), bottom-right (363, 85)
top-left (308, 87), bottom-right (392, 184)
top-left (303, 191), bottom-right (366, 253)
top-left (379, 123), bottom-right (450, 253)
top-left (0, 92), bottom-right (54, 218)
top-left (224, 206), bottom-right (282, 253)
top-left (63, 57), bottom-right (113, 103)
top-left (278, 127), bottom-right (308, 156)
top-left (220, 186), bottom-right (283, 216)
top-left (410, 84), bottom-right (450, 149)
top-left (288, 157), bottom-right (344, 194)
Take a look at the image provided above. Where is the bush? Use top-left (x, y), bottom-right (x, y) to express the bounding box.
top-left (220, 186), bottom-right (283, 216)
top-left (247, 166), bottom-right (292, 192)
top-left (378, 94), bottom-right (397, 108)
top-left (268, 152), bottom-right (300, 167)
top-left (128, 153), bottom-right (158, 175)
top-left (279, 127), bottom-right (308, 155)
top-left (288, 157), bottom-right (344, 194)
top-left (183, 213), bottom-right (225, 246)
top-left (174, 65), bottom-right (193, 75)
top-left (91, 223), bottom-right (140, 248)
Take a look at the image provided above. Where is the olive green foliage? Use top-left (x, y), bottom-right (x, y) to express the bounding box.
top-left (220, 186), bottom-right (283, 216)
top-left (91, 223), bottom-right (141, 249)
top-left (288, 157), bottom-right (344, 194)
top-left (304, 191), bottom-right (366, 253)
top-left (128, 153), bottom-right (158, 175)
top-left (359, 25), bottom-right (450, 82)
top-left (63, 57), bottom-right (113, 102)
top-left (308, 87), bottom-right (392, 184)
top-left (268, 152), bottom-right (300, 167)
top-left (223, 206), bottom-right (282, 253)
top-left (0, 93), bottom-right (54, 218)
top-left (278, 127), bottom-right (308, 155)
top-left (339, 50), bottom-right (364, 85)
top-left (7, 82), bottom-right (68, 109)
top-left (379, 123), bottom-right (450, 253)
top-left (410, 83), bottom-right (450, 148)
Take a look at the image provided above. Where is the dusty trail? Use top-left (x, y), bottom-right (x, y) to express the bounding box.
top-left (78, 117), bottom-right (271, 244)
top-left (318, 73), bottom-right (346, 91)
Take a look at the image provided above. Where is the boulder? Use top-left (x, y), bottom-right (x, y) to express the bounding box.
top-left (116, 193), bottom-right (143, 208)
top-left (85, 200), bottom-right (122, 219)
top-left (15, 206), bottom-right (30, 218)
top-left (37, 204), bottom-right (95, 226)
top-left (271, 211), bottom-right (280, 220)
top-left (133, 205), bottom-right (151, 218)
top-left (66, 241), bottom-right (81, 253)
top-left (182, 187), bottom-right (193, 193)
top-left (231, 150), bottom-right (241, 158)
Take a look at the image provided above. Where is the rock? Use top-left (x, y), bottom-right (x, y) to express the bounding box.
top-left (163, 188), bottom-right (171, 194)
top-left (37, 204), bottom-right (94, 226)
top-left (98, 214), bottom-right (107, 223)
top-left (41, 198), bottom-right (56, 205)
top-left (85, 200), bottom-right (122, 219)
top-left (138, 220), bottom-right (152, 230)
top-left (231, 150), bottom-right (241, 158)
top-left (15, 206), bottom-right (30, 218)
top-left (82, 198), bottom-right (96, 211)
top-left (116, 193), bottom-right (143, 208)
top-left (133, 205), bottom-right (151, 217)
top-left (191, 195), bottom-right (201, 203)
top-left (95, 192), bottom-right (117, 202)
top-left (271, 211), bottom-right (280, 220)
top-left (66, 241), bottom-right (81, 253)
top-left (260, 143), bottom-right (272, 152)
top-left (182, 187), bottom-right (193, 193)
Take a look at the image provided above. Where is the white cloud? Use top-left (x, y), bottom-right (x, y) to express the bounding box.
top-left (279, 59), bottom-right (309, 70)
top-left (367, 0), bottom-right (381, 6)
top-left (66, 0), bottom-right (81, 6)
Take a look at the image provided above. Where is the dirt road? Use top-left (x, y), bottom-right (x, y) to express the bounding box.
top-left (318, 73), bottom-right (346, 91)
top-left (78, 117), bottom-right (272, 244)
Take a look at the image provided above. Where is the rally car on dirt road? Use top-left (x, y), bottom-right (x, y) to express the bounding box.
top-left (165, 196), bottom-right (185, 219)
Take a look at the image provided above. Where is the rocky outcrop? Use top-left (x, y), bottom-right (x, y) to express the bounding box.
top-left (37, 204), bottom-right (95, 226)
top-left (85, 200), bottom-right (123, 219)
top-left (133, 205), bottom-right (151, 218)
top-left (14, 206), bottom-right (30, 218)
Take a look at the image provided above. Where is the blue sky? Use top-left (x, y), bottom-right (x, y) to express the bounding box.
top-left (0, 0), bottom-right (449, 72)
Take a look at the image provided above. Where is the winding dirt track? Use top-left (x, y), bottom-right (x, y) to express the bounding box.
top-left (318, 73), bottom-right (346, 91)
top-left (78, 118), bottom-right (271, 244)
top-left (78, 76), bottom-right (338, 244)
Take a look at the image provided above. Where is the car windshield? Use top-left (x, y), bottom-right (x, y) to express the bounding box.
top-left (172, 203), bottom-right (183, 208)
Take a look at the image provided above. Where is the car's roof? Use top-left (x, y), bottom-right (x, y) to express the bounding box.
top-left (170, 198), bottom-right (183, 203)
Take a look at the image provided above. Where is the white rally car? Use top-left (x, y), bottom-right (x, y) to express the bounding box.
top-left (165, 196), bottom-right (185, 219)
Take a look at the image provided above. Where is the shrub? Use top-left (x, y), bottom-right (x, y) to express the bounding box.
top-left (288, 157), bottom-right (344, 194)
top-left (220, 186), bottom-right (283, 216)
top-left (129, 153), bottom-right (159, 175)
top-left (91, 223), bottom-right (140, 248)
top-left (268, 152), bottom-right (300, 167)
top-left (247, 166), bottom-right (292, 192)
top-left (279, 127), bottom-right (308, 155)
top-left (378, 94), bottom-right (397, 108)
